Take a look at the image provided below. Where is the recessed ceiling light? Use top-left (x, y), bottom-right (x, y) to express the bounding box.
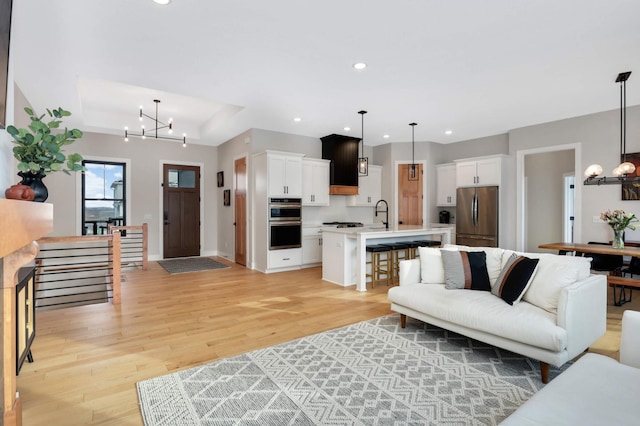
top-left (344, 127), bottom-right (351, 131)
top-left (445, 130), bottom-right (453, 135)
top-left (353, 62), bottom-right (367, 70)
top-left (154, 0), bottom-right (171, 5)
top-left (293, 117), bottom-right (302, 122)
top-left (383, 134), bottom-right (390, 139)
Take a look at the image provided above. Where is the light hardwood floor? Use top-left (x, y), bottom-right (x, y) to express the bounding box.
top-left (18, 260), bottom-right (637, 425)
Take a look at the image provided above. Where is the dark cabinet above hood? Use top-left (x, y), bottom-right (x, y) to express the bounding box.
top-left (321, 134), bottom-right (360, 195)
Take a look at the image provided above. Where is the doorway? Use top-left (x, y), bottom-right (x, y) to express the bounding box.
top-left (563, 174), bottom-right (575, 243)
top-left (234, 157), bottom-right (247, 266)
top-left (397, 163), bottom-right (423, 225)
top-left (163, 164), bottom-right (201, 258)
top-left (517, 144), bottom-right (581, 251)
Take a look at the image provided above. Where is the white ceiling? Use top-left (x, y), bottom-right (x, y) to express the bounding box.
top-left (10, 0), bottom-right (640, 147)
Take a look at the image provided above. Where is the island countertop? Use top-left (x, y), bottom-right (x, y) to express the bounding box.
top-left (322, 224), bottom-right (454, 237)
top-left (321, 225), bottom-right (453, 291)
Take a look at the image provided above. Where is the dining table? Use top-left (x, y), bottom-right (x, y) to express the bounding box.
top-left (538, 242), bottom-right (640, 306)
top-left (538, 242), bottom-right (640, 257)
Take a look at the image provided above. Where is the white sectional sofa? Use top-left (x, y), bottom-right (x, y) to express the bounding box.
top-left (387, 245), bottom-right (607, 383)
top-left (501, 309), bottom-right (640, 425)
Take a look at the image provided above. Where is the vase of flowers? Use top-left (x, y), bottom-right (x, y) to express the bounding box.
top-left (600, 209), bottom-right (639, 249)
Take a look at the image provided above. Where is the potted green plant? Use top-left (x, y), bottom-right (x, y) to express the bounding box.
top-left (6, 107), bottom-right (85, 202)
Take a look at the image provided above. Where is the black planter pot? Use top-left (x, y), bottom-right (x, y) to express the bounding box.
top-left (18, 171), bottom-right (48, 202)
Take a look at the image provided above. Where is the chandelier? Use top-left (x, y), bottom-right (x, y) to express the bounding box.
top-left (584, 71), bottom-right (638, 185)
top-left (124, 99), bottom-right (186, 147)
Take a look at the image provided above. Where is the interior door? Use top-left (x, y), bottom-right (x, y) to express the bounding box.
top-left (398, 164), bottom-right (423, 225)
top-left (234, 157), bottom-right (247, 266)
top-left (163, 164), bottom-right (200, 258)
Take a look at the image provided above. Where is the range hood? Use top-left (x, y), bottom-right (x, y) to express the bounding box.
top-left (321, 134), bottom-right (360, 195)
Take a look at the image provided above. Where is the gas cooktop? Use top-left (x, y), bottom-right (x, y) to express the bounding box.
top-left (323, 221), bottom-right (364, 228)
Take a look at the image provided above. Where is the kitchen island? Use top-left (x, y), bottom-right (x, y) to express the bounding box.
top-left (322, 225), bottom-right (453, 291)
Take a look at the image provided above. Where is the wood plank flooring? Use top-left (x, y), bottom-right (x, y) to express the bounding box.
top-left (18, 260), bottom-right (637, 425)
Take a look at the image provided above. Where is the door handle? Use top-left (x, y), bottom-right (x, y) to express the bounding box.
top-left (164, 211), bottom-right (169, 225)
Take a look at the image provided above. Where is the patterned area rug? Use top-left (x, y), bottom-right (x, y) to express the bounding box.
top-left (137, 315), bottom-right (566, 425)
top-left (157, 257), bottom-right (230, 274)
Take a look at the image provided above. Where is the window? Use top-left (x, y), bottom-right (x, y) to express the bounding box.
top-left (81, 161), bottom-right (126, 235)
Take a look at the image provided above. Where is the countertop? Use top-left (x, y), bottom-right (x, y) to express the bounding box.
top-left (322, 224), bottom-right (454, 237)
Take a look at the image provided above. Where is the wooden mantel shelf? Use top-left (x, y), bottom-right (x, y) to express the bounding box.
top-left (0, 199), bottom-right (53, 258)
top-left (1, 199), bottom-right (53, 426)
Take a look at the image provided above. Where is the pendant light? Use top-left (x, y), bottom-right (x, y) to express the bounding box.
top-left (408, 122), bottom-right (418, 181)
top-left (358, 110), bottom-right (368, 176)
top-left (584, 71), bottom-right (639, 185)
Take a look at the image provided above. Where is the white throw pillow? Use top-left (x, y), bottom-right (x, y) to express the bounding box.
top-left (418, 247), bottom-right (444, 284)
top-left (523, 254), bottom-right (592, 313)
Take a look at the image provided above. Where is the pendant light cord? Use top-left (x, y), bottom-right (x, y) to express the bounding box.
top-left (622, 78), bottom-right (626, 162)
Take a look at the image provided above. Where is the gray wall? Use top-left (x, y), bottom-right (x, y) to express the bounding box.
top-left (43, 132), bottom-right (218, 260)
top-left (509, 105), bottom-right (640, 245)
top-left (215, 129), bottom-right (253, 261)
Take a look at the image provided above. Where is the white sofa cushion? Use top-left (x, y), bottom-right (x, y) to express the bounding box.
top-left (418, 247), bottom-right (445, 284)
top-left (388, 283), bottom-right (566, 352)
top-left (500, 353), bottom-right (640, 426)
top-left (522, 254), bottom-right (592, 313)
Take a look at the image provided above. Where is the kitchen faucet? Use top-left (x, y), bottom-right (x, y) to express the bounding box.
top-left (375, 199), bottom-right (389, 229)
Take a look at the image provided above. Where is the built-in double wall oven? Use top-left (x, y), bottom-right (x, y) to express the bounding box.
top-left (268, 198), bottom-right (302, 250)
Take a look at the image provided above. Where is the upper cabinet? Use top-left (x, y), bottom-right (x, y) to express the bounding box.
top-left (302, 158), bottom-right (330, 206)
top-left (436, 163), bottom-right (456, 206)
top-left (348, 165), bottom-right (382, 206)
top-left (455, 156), bottom-right (504, 187)
top-left (267, 152), bottom-right (304, 197)
top-left (321, 134), bottom-right (360, 195)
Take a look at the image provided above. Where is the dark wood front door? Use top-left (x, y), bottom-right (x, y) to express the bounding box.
top-left (163, 164), bottom-right (200, 258)
top-left (234, 157), bottom-right (247, 266)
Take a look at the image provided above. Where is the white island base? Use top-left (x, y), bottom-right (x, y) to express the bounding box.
top-left (322, 226), bottom-right (452, 291)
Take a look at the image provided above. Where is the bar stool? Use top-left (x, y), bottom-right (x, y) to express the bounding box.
top-left (366, 244), bottom-right (391, 288)
top-left (380, 242), bottom-right (411, 284)
top-left (405, 241), bottom-right (421, 259)
top-left (412, 240), bottom-right (441, 258)
top-left (414, 240), bottom-right (441, 252)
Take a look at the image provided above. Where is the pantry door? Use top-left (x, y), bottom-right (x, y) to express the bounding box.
top-left (398, 163), bottom-right (423, 226)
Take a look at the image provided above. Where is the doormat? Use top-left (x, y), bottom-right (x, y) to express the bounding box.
top-left (158, 257), bottom-right (230, 274)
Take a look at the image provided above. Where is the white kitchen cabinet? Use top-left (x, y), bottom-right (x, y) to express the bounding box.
top-left (267, 152), bottom-right (303, 197)
top-left (348, 165), bottom-right (382, 206)
top-left (302, 227), bottom-right (323, 265)
top-left (455, 156), bottom-right (503, 187)
top-left (436, 163), bottom-right (456, 206)
top-left (268, 248), bottom-right (302, 269)
top-left (302, 158), bottom-right (330, 206)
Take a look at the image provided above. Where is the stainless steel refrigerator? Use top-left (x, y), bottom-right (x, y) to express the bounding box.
top-left (456, 186), bottom-right (498, 247)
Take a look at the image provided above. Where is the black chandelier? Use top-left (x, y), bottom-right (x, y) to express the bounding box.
top-left (408, 122), bottom-right (418, 181)
top-left (584, 71), bottom-right (638, 185)
top-left (124, 99), bottom-right (186, 147)
top-left (358, 110), bottom-right (368, 176)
